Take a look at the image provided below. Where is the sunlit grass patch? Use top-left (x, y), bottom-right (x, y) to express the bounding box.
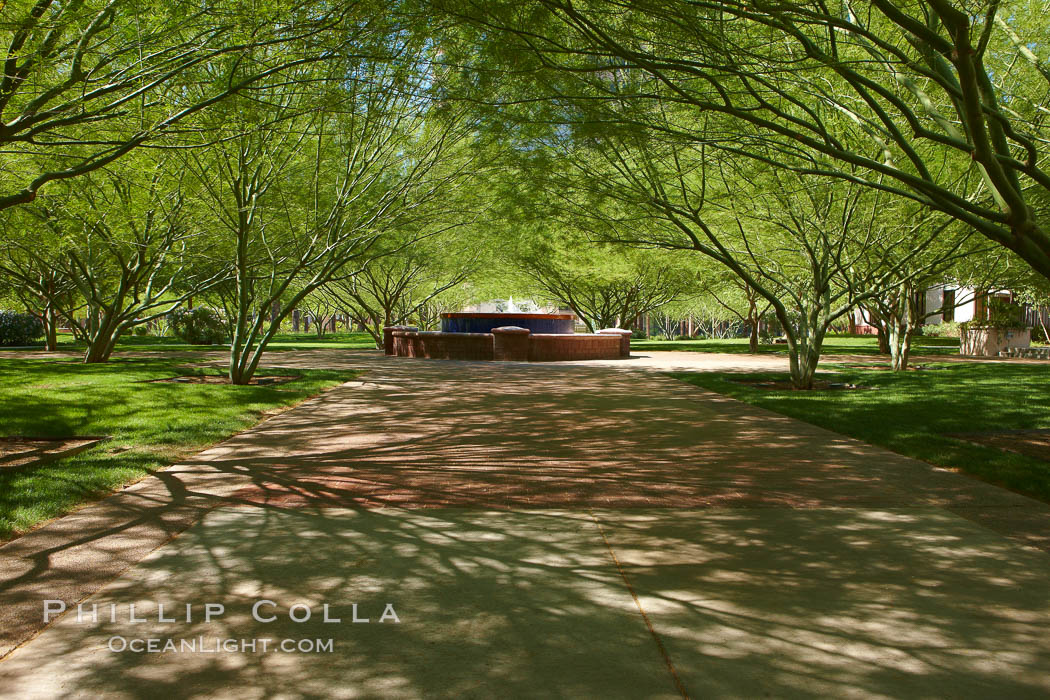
top-left (0, 357), bottom-right (357, 540)
top-left (672, 362), bottom-right (1050, 503)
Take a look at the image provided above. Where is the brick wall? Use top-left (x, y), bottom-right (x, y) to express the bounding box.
top-left (391, 330), bottom-right (494, 361)
top-left (390, 329), bottom-right (626, 362)
top-left (528, 334), bottom-right (621, 361)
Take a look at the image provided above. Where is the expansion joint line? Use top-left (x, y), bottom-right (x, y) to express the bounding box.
top-left (588, 511), bottom-right (690, 700)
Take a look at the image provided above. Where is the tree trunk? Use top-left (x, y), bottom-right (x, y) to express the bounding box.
top-left (365, 320), bottom-right (383, 349)
top-left (229, 361), bottom-right (252, 385)
top-left (40, 281), bottom-right (59, 351)
top-left (878, 283), bottom-right (920, 371)
top-left (875, 323), bottom-right (890, 354)
top-left (784, 300), bottom-right (828, 390)
top-left (887, 323), bottom-right (914, 371)
top-left (44, 304), bottom-right (58, 351)
top-left (84, 331), bottom-right (121, 363)
top-left (788, 328), bottom-right (824, 390)
top-left (84, 345), bottom-right (107, 363)
top-left (747, 295), bottom-right (759, 353)
top-left (82, 311), bottom-right (122, 363)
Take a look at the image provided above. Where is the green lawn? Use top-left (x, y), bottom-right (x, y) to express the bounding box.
top-left (634, 335), bottom-right (960, 356)
top-left (264, 331), bottom-right (380, 351)
top-left (672, 362), bottom-right (1050, 503)
top-left (0, 330), bottom-right (381, 354)
top-left (0, 357), bottom-right (358, 540)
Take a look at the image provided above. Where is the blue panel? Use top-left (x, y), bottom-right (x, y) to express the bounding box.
top-left (441, 315), bottom-right (575, 334)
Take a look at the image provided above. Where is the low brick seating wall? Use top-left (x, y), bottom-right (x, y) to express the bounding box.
top-left (385, 326), bottom-right (630, 362)
top-left (528, 333), bottom-right (621, 361)
top-left (391, 330), bottom-right (494, 361)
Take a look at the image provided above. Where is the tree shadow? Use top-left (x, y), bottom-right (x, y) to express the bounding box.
top-left (1, 357), bottom-right (1049, 696)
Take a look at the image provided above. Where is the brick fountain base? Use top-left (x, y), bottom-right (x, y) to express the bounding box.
top-left (384, 314), bottom-right (631, 362)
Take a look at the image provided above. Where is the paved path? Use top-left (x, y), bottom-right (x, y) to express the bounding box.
top-left (1, 351), bottom-right (1049, 698)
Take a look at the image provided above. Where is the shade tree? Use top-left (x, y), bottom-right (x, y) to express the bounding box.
top-left (547, 127), bottom-right (969, 388)
top-left (0, 156), bottom-right (225, 361)
top-left (0, 0), bottom-right (356, 212)
top-left (186, 34), bottom-right (481, 383)
top-left (433, 0), bottom-right (1050, 282)
top-left (0, 224), bottom-right (80, 350)
top-left (509, 224), bottom-right (703, 333)
top-left (845, 200), bottom-right (1015, 370)
top-left (293, 289), bottom-right (343, 337)
top-left (695, 272), bottom-right (773, 352)
top-left (321, 226), bottom-right (484, 347)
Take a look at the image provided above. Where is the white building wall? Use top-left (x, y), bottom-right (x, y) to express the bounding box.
top-left (925, 285), bottom-right (976, 324)
top-left (957, 291), bottom-right (976, 322)
top-left (924, 287), bottom-right (943, 324)
top-left (853, 286), bottom-right (975, 327)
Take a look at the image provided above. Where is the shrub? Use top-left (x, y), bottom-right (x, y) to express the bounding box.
top-left (960, 300), bottom-right (1027, 333)
top-left (922, 321), bottom-right (961, 338)
top-left (0, 310), bottom-right (44, 346)
top-left (630, 328), bottom-right (648, 340)
top-left (983, 297), bottom-right (1026, 329)
top-left (167, 307), bottom-right (227, 345)
top-left (132, 325), bottom-right (150, 337)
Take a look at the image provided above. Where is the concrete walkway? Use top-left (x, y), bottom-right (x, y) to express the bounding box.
top-left (1, 351), bottom-right (1049, 698)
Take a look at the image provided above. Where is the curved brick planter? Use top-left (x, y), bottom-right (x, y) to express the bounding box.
top-left (599, 328), bottom-right (633, 359)
top-left (493, 326), bottom-right (532, 361)
top-left (390, 330), bottom-right (494, 361)
top-left (529, 333), bottom-right (621, 361)
top-left (387, 326), bottom-right (628, 362)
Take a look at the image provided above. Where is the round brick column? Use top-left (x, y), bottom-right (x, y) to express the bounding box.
top-left (492, 326), bottom-right (531, 362)
top-left (382, 326), bottom-right (398, 355)
top-left (599, 328), bottom-right (633, 358)
top-left (385, 326), bottom-right (418, 356)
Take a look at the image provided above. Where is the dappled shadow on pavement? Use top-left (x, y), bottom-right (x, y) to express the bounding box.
top-left (602, 508), bottom-right (1050, 698)
top-left (1, 507), bottom-right (1048, 698)
top-left (208, 360), bottom-right (1044, 519)
top-left (0, 508), bottom-right (679, 699)
top-left (2, 353), bottom-right (1050, 697)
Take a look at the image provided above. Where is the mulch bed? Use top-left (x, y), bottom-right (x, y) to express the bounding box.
top-left (947, 429), bottom-right (1050, 463)
top-left (150, 375), bottom-right (300, 386)
top-left (727, 378), bottom-right (877, 391)
top-left (0, 437), bottom-right (108, 469)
